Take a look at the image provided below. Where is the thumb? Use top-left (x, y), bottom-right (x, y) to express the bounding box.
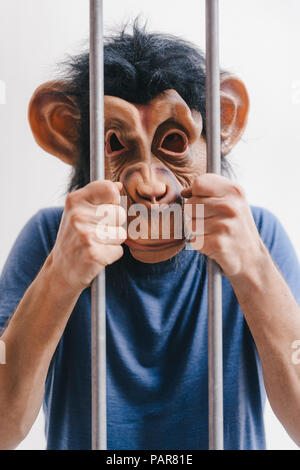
top-left (114, 181), bottom-right (123, 192)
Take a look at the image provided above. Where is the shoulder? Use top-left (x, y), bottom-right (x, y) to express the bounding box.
top-left (13, 206), bottom-right (64, 258)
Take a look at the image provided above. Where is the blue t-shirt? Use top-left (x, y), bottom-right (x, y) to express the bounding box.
top-left (0, 206), bottom-right (300, 450)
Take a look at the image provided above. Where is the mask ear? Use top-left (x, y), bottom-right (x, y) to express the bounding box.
top-left (220, 74), bottom-right (249, 156)
top-left (28, 81), bottom-right (80, 165)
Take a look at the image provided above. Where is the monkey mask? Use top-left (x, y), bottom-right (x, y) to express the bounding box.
top-left (28, 76), bottom-right (249, 263)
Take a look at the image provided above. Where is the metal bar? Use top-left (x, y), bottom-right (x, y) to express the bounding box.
top-left (205, 0), bottom-right (224, 450)
top-left (89, 0), bottom-right (107, 450)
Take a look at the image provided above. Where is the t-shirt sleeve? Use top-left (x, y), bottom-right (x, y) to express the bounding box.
top-left (0, 209), bottom-right (61, 332)
top-left (252, 206), bottom-right (300, 306)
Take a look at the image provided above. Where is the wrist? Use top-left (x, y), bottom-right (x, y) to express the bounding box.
top-left (41, 252), bottom-right (84, 299)
top-left (227, 239), bottom-right (272, 291)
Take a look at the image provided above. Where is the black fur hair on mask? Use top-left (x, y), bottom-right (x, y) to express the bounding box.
top-left (58, 18), bottom-right (231, 191)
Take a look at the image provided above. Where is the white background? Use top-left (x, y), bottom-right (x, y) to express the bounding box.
top-left (0, 0), bottom-right (300, 450)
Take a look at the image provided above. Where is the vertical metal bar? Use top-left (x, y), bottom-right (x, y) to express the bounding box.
top-left (205, 0), bottom-right (224, 450)
top-left (90, 0), bottom-right (107, 450)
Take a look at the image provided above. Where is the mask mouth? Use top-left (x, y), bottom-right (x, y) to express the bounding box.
top-left (123, 206), bottom-right (189, 247)
top-left (124, 238), bottom-right (185, 252)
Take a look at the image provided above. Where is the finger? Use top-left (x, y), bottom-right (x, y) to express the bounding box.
top-left (71, 218), bottom-right (127, 245)
top-left (185, 215), bottom-right (227, 237)
top-left (185, 197), bottom-right (235, 218)
top-left (186, 225), bottom-right (226, 253)
top-left (90, 244), bottom-right (124, 266)
top-left (95, 204), bottom-right (127, 226)
top-left (95, 224), bottom-right (127, 244)
top-left (68, 205), bottom-right (127, 228)
top-left (181, 174), bottom-right (240, 198)
top-left (78, 180), bottom-right (123, 206)
top-left (101, 244), bottom-right (124, 265)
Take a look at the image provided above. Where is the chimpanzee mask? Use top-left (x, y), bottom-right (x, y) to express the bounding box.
top-left (28, 76), bottom-right (249, 263)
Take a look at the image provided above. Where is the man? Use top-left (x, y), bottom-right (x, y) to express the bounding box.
top-left (0, 22), bottom-right (300, 450)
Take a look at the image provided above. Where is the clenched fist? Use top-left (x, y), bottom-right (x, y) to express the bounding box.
top-left (181, 173), bottom-right (266, 279)
top-left (49, 180), bottom-right (126, 292)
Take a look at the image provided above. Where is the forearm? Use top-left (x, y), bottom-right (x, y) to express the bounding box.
top-left (0, 253), bottom-right (81, 449)
top-left (229, 241), bottom-right (300, 446)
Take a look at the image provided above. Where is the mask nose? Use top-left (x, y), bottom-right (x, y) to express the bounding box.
top-left (133, 164), bottom-right (180, 208)
top-left (122, 161), bottom-right (181, 208)
top-left (136, 179), bottom-right (167, 204)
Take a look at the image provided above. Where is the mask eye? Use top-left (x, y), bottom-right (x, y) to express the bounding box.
top-left (159, 130), bottom-right (188, 155)
top-left (110, 133), bottom-right (124, 151)
top-left (106, 131), bottom-right (126, 156)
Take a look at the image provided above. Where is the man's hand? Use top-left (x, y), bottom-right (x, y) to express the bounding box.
top-left (181, 173), bottom-right (266, 278)
top-left (49, 180), bottom-right (126, 293)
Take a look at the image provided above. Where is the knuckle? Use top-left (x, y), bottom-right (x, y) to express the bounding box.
top-left (112, 245), bottom-right (124, 260)
top-left (193, 176), bottom-right (203, 192)
top-left (65, 191), bottom-right (79, 210)
top-left (86, 247), bottom-right (98, 263)
top-left (80, 231), bottom-right (93, 246)
top-left (101, 245), bottom-right (123, 266)
top-left (231, 195), bottom-right (246, 217)
top-left (102, 180), bottom-right (120, 198)
top-left (216, 202), bottom-right (231, 217)
top-left (65, 194), bottom-right (74, 210)
top-left (210, 236), bottom-right (223, 252)
top-left (218, 219), bottom-right (231, 235)
top-left (219, 196), bottom-right (244, 218)
top-left (231, 182), bottom-right (245, 198)
top-left (69, 211), bottom-right (83, 228)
